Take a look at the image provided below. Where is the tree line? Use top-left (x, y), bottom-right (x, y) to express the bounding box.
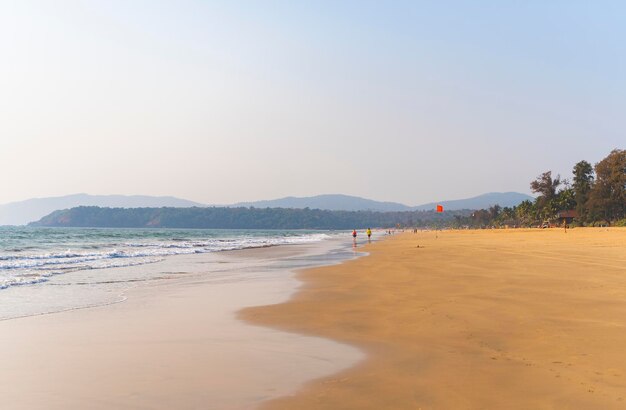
top-left (455, 149), bottom-right (625, 228)
top-left (30, 205), bottom-right (470, 230)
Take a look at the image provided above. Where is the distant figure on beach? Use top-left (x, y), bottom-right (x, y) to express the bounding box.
top-left (352, 229), bottom-right (357, 238)
top-left (366, 228), bottom-right (372, 241)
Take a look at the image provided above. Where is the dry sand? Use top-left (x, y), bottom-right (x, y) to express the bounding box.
top-left (242, 228), bottom-right (626, 409)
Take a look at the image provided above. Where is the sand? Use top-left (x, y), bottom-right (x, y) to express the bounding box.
top-left (242, 228), bottom-right (626, 409)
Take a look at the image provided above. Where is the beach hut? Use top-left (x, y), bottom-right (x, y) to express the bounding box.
top-left (557, 210), bottom-right (578, 225)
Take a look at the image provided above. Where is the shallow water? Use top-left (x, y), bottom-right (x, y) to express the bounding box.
top-left (0, 227), bottom-right (351, 320)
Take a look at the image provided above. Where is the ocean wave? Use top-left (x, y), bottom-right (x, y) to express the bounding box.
top-left (0, 275), bottom-right (50, 290)
top-left (0, 231), bottom-right (333, 291)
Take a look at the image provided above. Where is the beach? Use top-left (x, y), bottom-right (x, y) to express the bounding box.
top-left (3, 228), bottom-right (626, 409)
top-left (243, 228), bottom-right (626, 409)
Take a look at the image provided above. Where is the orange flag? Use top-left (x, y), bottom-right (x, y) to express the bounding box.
top-left (436, 204), bottom-right (444, 213)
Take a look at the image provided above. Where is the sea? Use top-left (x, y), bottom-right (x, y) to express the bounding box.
top-left (0, 227), bottom-right (356, 321)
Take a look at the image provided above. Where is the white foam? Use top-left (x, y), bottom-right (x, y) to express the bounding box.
top-left (0, 231), bottom-right (337, 291)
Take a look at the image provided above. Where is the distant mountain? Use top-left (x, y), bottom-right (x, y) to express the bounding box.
top-left (2, 191), bottom-right (534, 226)
top-left (232, 192), bottom-right (533, 212)
top-left (0, 194), bottom-right (204, 226)
top-left (232, 194), bottom-right (413, 212)
top-left (412, 192), bottom-right (534, 211)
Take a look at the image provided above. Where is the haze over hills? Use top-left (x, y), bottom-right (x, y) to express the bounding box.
top-left (411, 192), bottom-right (535, 211)
top-left (232, 194), bottom-right (413, 212)
top-left (0, 194), bottom-right (204, 226)
top-left (1, 192), bottom-right (533, 226)
top-left (233, 192), bottom-right (534, 213)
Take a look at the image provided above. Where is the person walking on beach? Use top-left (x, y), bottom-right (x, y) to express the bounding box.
top-left (366, 228), bottom-right (372, 241)
top-left (352, 229), bottom-right (357, 239)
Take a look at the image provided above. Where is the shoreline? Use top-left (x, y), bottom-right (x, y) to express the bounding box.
top-left (0, 228), bottom-right (341, 321)
top-left (0, 238), bottom-right (365, 409)
top-left (0, 234), bottom-right (355, 323)
top-left (243, 228), bottom-right (626, 409)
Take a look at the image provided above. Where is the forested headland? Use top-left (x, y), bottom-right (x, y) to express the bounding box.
top-left (30, 206), bottom-right (468, 230)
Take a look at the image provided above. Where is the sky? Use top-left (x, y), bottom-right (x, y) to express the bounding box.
top-left (1, 1), bottom-right (624, 206)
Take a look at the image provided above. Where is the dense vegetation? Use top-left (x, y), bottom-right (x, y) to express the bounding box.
top-left (454, 149), bottom-right (625, 228)
top-left (30, 206), bottom-right (470, 230)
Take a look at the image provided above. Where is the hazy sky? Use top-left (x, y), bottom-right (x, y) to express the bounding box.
top-left (1, 1), bottom-right (624, 205)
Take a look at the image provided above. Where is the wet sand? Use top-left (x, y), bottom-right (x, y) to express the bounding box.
top-left (0, 244), bottom-right (362, 410)
top-left (242, 228), bottom-right (626, 409)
